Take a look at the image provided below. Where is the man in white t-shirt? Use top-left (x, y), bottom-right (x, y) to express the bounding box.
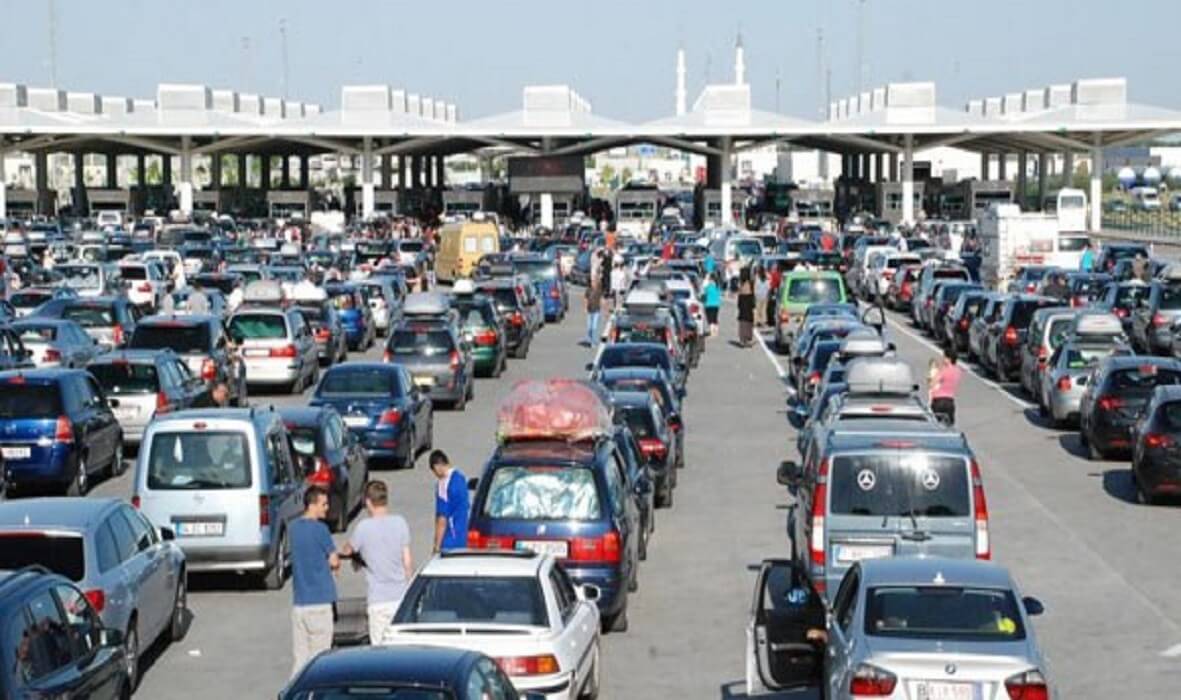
top-left (339, 480), bottom-right (413, 644)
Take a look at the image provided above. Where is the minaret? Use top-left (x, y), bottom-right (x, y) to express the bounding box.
top-left (734, 31), bottom-right (746, 85)
top-left (675, 47), bottom-right (687, 116)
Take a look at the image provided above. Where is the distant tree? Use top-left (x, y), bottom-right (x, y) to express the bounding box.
top-left (600, 164), bottom-right (616, 187)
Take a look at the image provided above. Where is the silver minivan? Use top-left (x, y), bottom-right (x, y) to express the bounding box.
top-left (228, 307), bottom-right (319, 394)
top-left (132, 408), bottom-right (306, 589)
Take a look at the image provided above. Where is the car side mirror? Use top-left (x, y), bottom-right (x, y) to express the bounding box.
top-left (792, 356), bottom-right (804, 367)
top-left (787, 406), bottom-right (807, 430)
top-left (634, 477), bottom-right (652, 495)
top-left (100, 627), bottom-right (124, 648)
top-left (584, 362), bottom-right (594, 372)
top-left (1022, 596), bottom-right (1045, 616)
top-left (777, 460), bottom-right (802, 487)
top-left (467, 477), bottom-right (480, 491)
top-left (159, 526), bottom-right (176, 542)
top-left (578, 584), bottom-right (601, 602)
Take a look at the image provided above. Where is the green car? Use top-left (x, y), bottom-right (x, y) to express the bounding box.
top-left (453, 293), bottom-right (508, 378)
top-left (774, 270), bottom-right (848, 350)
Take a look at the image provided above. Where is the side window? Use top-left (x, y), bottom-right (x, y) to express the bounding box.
top-left (54, 584), bottom-right (102, 658)
top-left (269, 430), bottom-right (295, 485)
top-left (326, 417), bottom-right (343, 451)
top-left (119, 507), bottom-right (153, 552)
top-left (464, 666), bottom-right (489, 700)
top-left (95, 521), bottom-right (121, 573)
top-left (549, 566), bottom-right (577, 623)
top-left (174, 360), bottom-right (194, 382)
top-left (85, 377), bottom-right (106, 407)
top-left (156, 361), bottom-right (178, 390)
top-left (603, 453), bottom-right (626, 518)
top-left (107, 511), bottom-right (138, 562)
top-left (833, 569), bottom-right (860, 634)
top-left (25, 590), bottom-right (74, 679)
top-left (476, 657), bottom-right (514, 700)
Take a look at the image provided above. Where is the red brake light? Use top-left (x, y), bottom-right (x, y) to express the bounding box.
top-left (849, 663), bottom-right (897, 696)
top-left (808, 371), bottom-right (821, 385)
top-left (131, 495), bottom-right (140, 509)
top-left (971, 460), bottom-right (990, 560)
top-left (54, 416), bottom-right (73, 444)
top-left (466, 530), bottom-right (515, 550)
top-left (570, 531), bottom-right (621, 564)
top-left (473, 329), bottom-right (498, 346)
top-left (1003, 326), bottom-right (1019, 345)
top-left (259, 495), bottom-right (270, 527)
top-left (509, 311), bottom-right (525, 327)
top-left (137, 282), bottom-right (152, 293)
top-left (84, 589), bottom-right (106, 613)
top-left (638, 437), bottom-right (668, 461)
top-left (307, 458), bottom-right (335, 485)
top-left (449, 350), bottom-right (460, 372)
top-left (314, 328), bottom-right (331, 341)
top-left (378, 408), bottom-right (402, 426)
top-left (809, 459), bottom-right (828, 572)
top-left (201, 357), bottom-right (216, 381)
top-left (1153, 312), bottom-right (1168, 327)
top-left (1115, 307), bottom-right (1128, 318)
top-left (1056, 376), bottom-right (1071, 391)
top-left (112, 325), bottom-right (125, 346)
top-left (1097, 395), bottom-right (1124, 412)
top-left (496, 654), bottom-right (560, 677)
top-left (382, 350), bottom-right (392, 363)
top-left (269, 344), bottom-right (298, 358)
top-left (1145, 433), bottom-right (1175, 449)
top-left (43, 348), bottom-right (61, 363)
top-left (778, 309), bottom-right (791, 322)
top-left (155, 391), bottom-right (171, 414)
top-left (1005, 670), bottom-right (1050, 700)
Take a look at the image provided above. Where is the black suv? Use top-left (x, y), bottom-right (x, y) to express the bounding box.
top-left (0, 566), bottom-right (130, 699)
top-left (475, 280), bottom-right (536, 359)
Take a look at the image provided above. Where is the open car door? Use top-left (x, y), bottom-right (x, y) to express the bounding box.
top-left (745, 558), bottom-right (825, 695)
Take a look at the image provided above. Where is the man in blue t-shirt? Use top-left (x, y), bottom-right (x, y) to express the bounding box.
top-left (289, 486), bottom-right (339, 677)
top-left (429, 450), bottom-right (470, 553)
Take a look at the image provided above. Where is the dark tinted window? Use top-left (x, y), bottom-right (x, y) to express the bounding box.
top-left (618, 405), bottom-right (657, 439)
top-left (95, 521), bottom-right (121, 573)
top-left (1009, 300), bottom-right (1056, 328)
top-left (89, 362), bottom-right (159, 395)
top-left (598, 346), bottom-right (670, 372)
top-left (106, 512), bottom-right (138, 561)
top-left (829, 454), bottom-right (971, 517)
top-left (0, 383), bottom-right (62, 418)
top-left (865, 586), bottom-right (1026, 642)
top-left (24, 591), bottom-right (74, 679)
top-left (1108, 366), bottom-right (1181, 392)
top-left (389, 330), bottom-right (454, 356)
top-left (229, 314), bottom-right (287, 340)
top-left (395, 576), bottom-right (547, 627)
top-left (318, 368), bottom-right (403, 397)
top-left (0, 534), bottom-right (84, 580)
top-left (807, 341), bottom-right (841, 372)
top-left (1157, 401), bottom-right (1181, 431)
top-left (130, 324), bottom-right (211, 353)
top-left (483, 287), bottom-right (521, 311)
top-left (1160, 286), bottom-right (1181, 310)
top-left (1113, 285), bottom-right (1150, 307)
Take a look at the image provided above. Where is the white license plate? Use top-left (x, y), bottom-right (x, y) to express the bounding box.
top-left (515, 540), bottom-right (569, 558)
top-left (243, 348), bottom-right (271, 358)
top-left (343, 415), bottom-right (370, 428)
top-left (913, 681), bottom-right (980, 700)
top-left (1, 447), bottom-right (30, 460)
top-left (176, 521), bottom-right (224, 537)
top-left (413, 376), bottom-right (435, 387)
top-left (114, 407), bottom-right (137, 421)
top-left (835, 544), bottom-right (894, 564)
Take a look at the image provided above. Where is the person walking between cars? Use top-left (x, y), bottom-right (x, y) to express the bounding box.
top-left (1079, 240), bottom-right (1095, 272)
top-left (929, 347), bottom-right (964, 426)
top-left (290, 486), bottom-right (341, 677)
top-left (703, 274), bottom-right (722, 337)
top-left (754, 266), bottom-right (770, 329)
top-left (584, 281), bottom-right (603, 347)
top-left (1133, 252), bottom-right (1151, 283)
top-left (737, 267), bottom-right (755, 348)
top-left (187, 286), bottom-right (210, 315)
top-left (339, 480), bottom-right (414, 646)
top-left (429, 450), bottom-right (470, 554)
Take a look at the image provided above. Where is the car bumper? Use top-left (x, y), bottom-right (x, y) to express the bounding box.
top-left (1049, 391), bottom-right (1083, 423)
top-left (471, 348), bottom-right (499, 370)
top-left (1138, 456), bottom-right (1181, 496)
top-left (354, 428), bottom-right (412, 462)
top-left (343, 327), bottom-right (366, 345)
top-left (243, 360), bottom-right (302, 385)
top-left (179, 543), bottom-right (271, 572)
top-left (514, 672), bottom-right (576, 700)
top-left (1092, 415), bottom-right (1135, 452)
top-left (1149, 329), bottom-right (1173, 354)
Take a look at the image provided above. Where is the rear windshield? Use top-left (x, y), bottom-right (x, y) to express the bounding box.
top-left (0, 534), bottom-right (84, 581)
top-left (1061, 346), bottom-right (1111, 369)
top-left (829, 454), bottom-right (971, 517)
top-left (618, 405), bottom-right (657, 438)
top-left (297, 307), bottom-right (330, 325)
top-left (0, 384), bottom-right (62, 418)
top-left (288, 427), bottom-right (319, 457)
top-left (15, 325), bottom-right (57, 343)
top-left (131, 324), bottom-right (211, 354)
top-left (599, 347), bottom-right (669, 371)
top-left (389, 330), bottom-right (454, 356)
top-left (9, 292), bottom-right (49, 308)
top-left (59, 266), bottom-right (100, 288)
top-left (484, 466), bottom-right (601, 520)
top-left (1046, 318), bottom-right (1074, 349)
top-left (865, 586), bottom-right (1026, 642)
top-left (483, 288), bottom-right (520, 311)
top-left (146, 431), bottom-right (252, 490)
top-left (229, 314), bottom-right (288, 340)
top-left (933, 269), bottom-right (970, 282)
top-left (62, 304), bottom-right (115, 327)
top-left (318, 369), bottom-right (402, 397)
top-left (89, 363), bottom-right (159, 395)
top-left (1160, 286), bottom-right (1181, 310)
top-left (731, 239), bottom-right (763, 257)
top-left (514, 260), bottom-right (558, 280)
top-left (195, 277), bottom-right (237, 295)
top-left (1109, 246), bottom-right (1147, 261)
top-left (119, 267), bottom-right (147, 280)
top-left (1108, 366), bottom-right (1181, 392)
top-left (456, 304), bottom-right (495, 328)
top-left (1058, 236), bottom-right (1090, 252)
top-left (1009, 301), bottom-right (1055, 328)
top-left (787, 278), bottom-right (843, 305)
top-left (395, 575), bottom-right (547, 627)
top-left (1114, 285), bottom-right (1149, 307)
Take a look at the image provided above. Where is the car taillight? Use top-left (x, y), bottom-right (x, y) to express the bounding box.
top-left (378, 408), bottom-right (402, 425)
top-left (131, 495), bottom-right (140, 509)
top-left (314, 328), bottom-right (331, 341)
top-left (449, 350), bottom-right (460, 371)
top-left (1071, 296), bottom-right (1085, 308)
top-left (467, 530), bottom-right (514, 550)
top-left (201, 358), bottom-right (216, 381)
top-left (54, 416), bottom-right (73, 444)
top-left (509, 311), bottom-right (525, 327)
top-left (1025, 283), bottom-right (1036, 293)
top-left (496, 654), bottom-right (560, 677)
top-left (259, 495), bottom-right (270, 527)
top-left (808, 371), bottom-right (821, 385)
top-left (1097, 395), bottom-right (1124, 412)
top-left (42, 348), bottom-right (61, 363)
top-left (779, 309), bottom-right (790, 323)
top-left (809, 459), bottom-right (828, 588)
top-left (925, 298), bottom-right (934, 308)
top-left (84, 589), bottom-right (106, 613)
top-left (1005, 669), bottom-right (1050, 700)
top-left (1056, 376), bottom-right (1071, 391)
top-left (112, 325), bottom-right (125, 346)
top-left (638, 437), bottom-right (668, 461)
top-left (270, 344), bottom-right (298, 358)
top-left (849, 663), bottom-right (897, 696)
top-left (569, 531), bottom-right (621, 564)
top-left (1003, 326), bottom-right (1019, 345)
top-left (1037, 346), bottom-right (1048, 364)
top-left (474, 329), bottom-right (498, 346)
top-left (882, 269), bottom-right (894, 279)
top-left (958, 317), bottom-right (969, 330)
top-left (1145, 433), bottom-right (1175, 449)
top-left (689, 302), bottom-right (700, 315)
top-left (307, 457), bottom-right (334, 485)
top-left (382, 350), bottom-right (392, 362)
top-left (155, 391), bottom-right (171, 414)
top-left (1153, 312), bottom-right (1168, 327)
top-left (901, 281), bottom-right (912, 298)
top-left (971, 460), bottom-right (990, 560)
top-left (1115, 307), bottom-right (1128, 318)
top-left (137, 282), bottom-right (152, 293)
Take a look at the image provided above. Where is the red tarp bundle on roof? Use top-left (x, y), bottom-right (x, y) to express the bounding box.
top-left (497, 378), bottom-right (612, 443)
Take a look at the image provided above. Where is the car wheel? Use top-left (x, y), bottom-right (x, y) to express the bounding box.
top-left (638, 525), bottom-right (648, 561)
top-left (124, 618), bottom-right (139, 691)
top-left (330, 492), bottom-right (348, 532)
top-left (107, 442), bottom-right (125, 478)
top-left (1088, 439), bottom-right (1105, 461)
top-left (170, 574), bottom-right (188, 641)
top-left (579, 644), bottom-right (601, 700)
top-left (604, 601), bottom-right (629, 633)
top-left (402, 430), bottom-right (417, 469)
top-left (67, 453), bottom-right (88, 496)
top-left (264, 529), bottom-right (289, 590)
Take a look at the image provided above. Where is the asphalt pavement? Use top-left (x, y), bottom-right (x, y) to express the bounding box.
top-left (86, 296), bottom-right (1179, 698)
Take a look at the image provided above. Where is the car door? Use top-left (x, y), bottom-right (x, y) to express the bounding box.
top-left (550, 564), bottom-right (596, 685)
top-left (118, 506), bottom-right (172, 641)
top-left (17, 589), bottom-right (90, 698)
top-left (824, 565), bottom-right (862, 698)
top-left (84, 375), bottom-right (120, 465)
top-left (746, 559), bottom-right (825, 694)
top-left (53, 583), bottom-right (126, 700)
top-left (268, 428), bottom-right (305, 531)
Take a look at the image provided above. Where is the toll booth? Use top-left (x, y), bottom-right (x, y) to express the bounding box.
top-left (522, 194), bottom-right (579, 227)
top-left (876, 181), bottom-right (926, 225)
top-left (937, 180), bottom-right (1015, 221)
top-left (508, 155), bottom-right (585, 228)
top-left (267, 190), bottom-right (311, 220)
top-left (694, 189), bottom-right (746, 229)
top-left (3, 190), bottom-right (39, 219)
top-left (193, 190), bottom-right (222, 215)
top-left (835, 177), bottom-right (875, 222)
top-left (443, 187), bottom-right (489, 218)
top-left (88, 189), bottom-right (133, 218)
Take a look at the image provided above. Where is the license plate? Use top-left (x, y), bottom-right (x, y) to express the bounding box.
top-left (1, 447), bottom-right (30, 460)
top-left (243, 348), bottom-right (270, 358)
top-left (835, 544), bottom-right (893, 564)
top-left (343, 415), bottom-right (370, 428)
top-left (176, 521), bottom-right (224, 537)
top-left (114, 407), bottom-right (137, 421)
top-left (413, 376), bottom-right (434, 387)
top-left (913, 681), bottom-right (980, 700)
top-left (515, 540), bottom-right (569, 558)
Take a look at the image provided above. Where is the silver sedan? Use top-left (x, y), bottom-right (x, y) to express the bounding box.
top-left (1040, 342), bottom-right (1129, 428)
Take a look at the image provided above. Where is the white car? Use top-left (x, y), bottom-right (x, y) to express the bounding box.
top-left (665, 278), bottom-right (706, 330)
top-left (118, 260), bottom-right (168, 309)
top-left (382, 550), bottom-right (602, 700)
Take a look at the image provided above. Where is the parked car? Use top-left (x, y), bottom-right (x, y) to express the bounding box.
top-left (1080, 355), bottom-right (1181, 459)
top-left (279, 406), bottom-right (368, 532)
top-left (0, 368), bottom-right (123, 496)
top-left (383, 320), bottom-right (476, 410)
top-left (87, 350), bottom-right (208, 445)
top-left (1131, 385), bottom-right (1181, 504)
top-left (0, 497), bottom-right (188, 689)
top-left (129, 314), bottom-right (248, 406)
top-left (228, 306), bottom-right (319, 394)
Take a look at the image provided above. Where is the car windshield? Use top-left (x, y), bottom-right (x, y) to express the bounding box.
top-left (319, 369), bottom-right (402, 397)
top-left (618, 405), bottom-right (657, 439)
top-left (59, 266), bottom-right (100, 288)
top-left (62, 304), bottom-right (115, 327)
top-left (89, 362), bottom-right (159, 395)
top-left (0, 533), bottom-right (84, 581)
top-left (297, 307), bottom-right (330, 325)
top-left (829, 454), bottom-right (971, 517)
top-left (131, 324), bottom-right (211, 354)
top-left (865, 585), bottom-right (1026, 641)
top-left (229, 314), bottom-right (288, 340)
top-left (484, 466), bottom-right (601, 520)
top-left (147, 431), bottom-right (252, 490)
top-left (1109, 366), bottom-right (1181, 392)
top-left (389, 330), bottom-right (454, 357)
top-left (787, 278), bottom-right (842, 304)
top-left (598, 347), bottom-right (669, 372)
top-left (513, 260), bottom-right (558, 280)
top-left (396, 575), bottom-right (547, 627)
top-left (0, 384), bottom-right (62, 418)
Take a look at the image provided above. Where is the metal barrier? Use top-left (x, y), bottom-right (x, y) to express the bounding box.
top-left (1101, 209), bottom-right (1181, 238)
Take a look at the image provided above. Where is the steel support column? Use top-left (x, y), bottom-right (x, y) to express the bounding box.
top-left (1090, 136), bottom-right (1103, 232)
top-left (436, 156), bottom-right (445, 189)
top-left (720, 137), bottom-right (734, 226)
top-left (299, 156), bottom-right (309, 190)
top-left (901, 134), bottom-right (915, 226)
top-left (137, 154), bottom-right (146, 186)
top-left (361, 137), bottom-right (375, 219)
top-left (178, 135), bottom-right (193, 215)
top-left (1037, 153), bottom-right (1048, 211)
top-left (73, 151), bottom-right (86, 215)
top-left (1017, 151), bottom-right (1028, 209)
top-left (106, 153), bottom-right (118, 189)
top-left (238, 154), bottom-right (248, 187)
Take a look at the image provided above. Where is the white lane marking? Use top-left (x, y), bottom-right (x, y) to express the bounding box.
top-left (1160, 643), bottom-right (1181, 658)
top-left (755, 330), bottom-right (788, 379)
top-left (884, 313), bottom-right (1035, 410)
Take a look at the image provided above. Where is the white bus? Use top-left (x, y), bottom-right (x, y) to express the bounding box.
top-left (1042, 188), bottom-right (1088, 232)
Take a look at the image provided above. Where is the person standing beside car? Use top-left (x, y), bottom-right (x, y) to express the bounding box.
top-left (929, 347), bottom-right (964, 426)
top-left (290, 486), bottom-right (340, 677)
top-left (429, 450), bottom-right (470, 554)
top-left (339, 480), bottom-right (413, 645)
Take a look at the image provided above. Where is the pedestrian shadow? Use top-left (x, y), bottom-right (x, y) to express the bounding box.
top-left (719, 680), bottom-right (819, 698)
top-left (1101, 468), bottom-right (1138, 504)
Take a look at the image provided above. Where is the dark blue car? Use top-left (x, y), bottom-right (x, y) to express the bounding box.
top-left (513, 255), bottom-right (568, 322)
top-left (309, 362), bottom-right (432, 469)
top-left (324, 283), bottom-right (376, 351)
top-left (467, 436), bottom-right (642, 632)
top-left (589, 342), bottom-right (687, 396)
top-left (0, 368), bottom-right (123, 496)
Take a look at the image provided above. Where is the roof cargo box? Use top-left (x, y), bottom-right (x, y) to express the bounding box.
top-left (403, 291), bottom-right (451, 316)
top-left (838, 328), bottom-right (891, 359)
top-left (844, 356), bottom-right (918, 395)
top-left (242, 280), bottom-right (285, 305)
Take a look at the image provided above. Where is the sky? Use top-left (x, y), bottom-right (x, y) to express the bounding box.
top-left (2, 0), bottom-right (1180, 121)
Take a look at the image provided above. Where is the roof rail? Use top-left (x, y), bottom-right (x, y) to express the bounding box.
top-left (439, 549), bottom-right (537, 559)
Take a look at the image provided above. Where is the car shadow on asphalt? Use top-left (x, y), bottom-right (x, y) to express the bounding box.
top-left (719, 680), bottom-right (819, 698)
top-left (1056, 433), bottom-right (1090, 459)
top-left (1100, 468), bottom-right (1138, 504)
top-left (188, 572), bottom-right (270, 593)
